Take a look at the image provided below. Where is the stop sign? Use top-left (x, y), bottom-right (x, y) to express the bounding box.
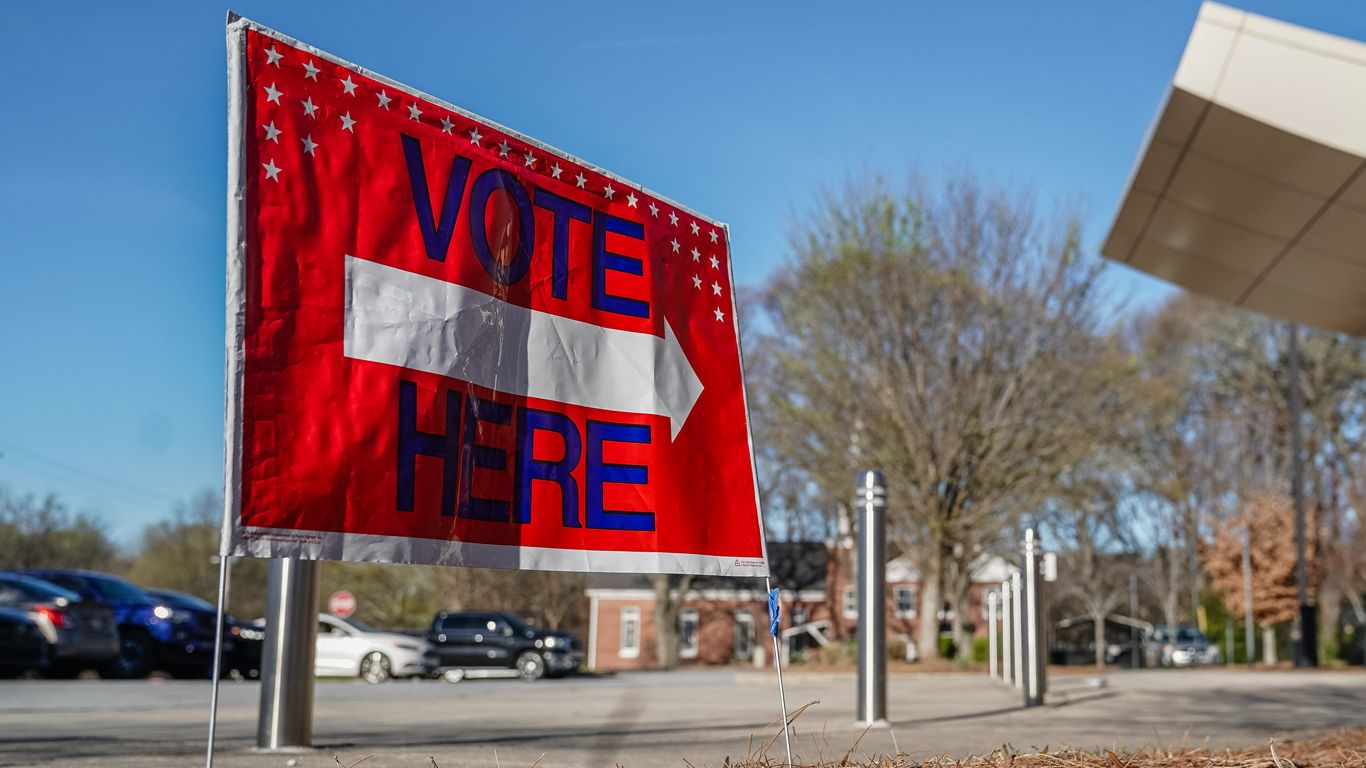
top-left (328, 590), bottom-right (356, 618)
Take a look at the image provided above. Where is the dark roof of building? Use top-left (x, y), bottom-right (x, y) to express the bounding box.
top-left (585, 541), bottom-right (829, 593)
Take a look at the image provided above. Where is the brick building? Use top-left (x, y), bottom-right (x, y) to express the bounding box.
top-left (585, 541), bottom-right (1009, 670)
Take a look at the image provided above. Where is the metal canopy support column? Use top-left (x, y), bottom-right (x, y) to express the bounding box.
top-left (1000, 578), bottom-right (1013, 685)
top-left (1010, 570), bottom-right (1024, 690)
top-left (257, 558), bottom-right (320, 751)
top-left (1021, 529), bottom-right (1047, 707)
top-left (855, 470), bottom-right (887, 727)
top-left (987, 591), bottom-right (998, 681)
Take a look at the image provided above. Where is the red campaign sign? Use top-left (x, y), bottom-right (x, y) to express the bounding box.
top-left (223, 17), bottom-right (768, 576)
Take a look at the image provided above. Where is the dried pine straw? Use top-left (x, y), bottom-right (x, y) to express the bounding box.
top-left (725, 728), bottom-right (1366, 767)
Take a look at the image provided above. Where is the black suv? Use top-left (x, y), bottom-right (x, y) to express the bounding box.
top-left (427, 611), bottom-right (581, 680)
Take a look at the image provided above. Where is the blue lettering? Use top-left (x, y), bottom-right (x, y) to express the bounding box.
top-left (534, 188), bottom-right (591, 301)
top-left (400, 134), bottom-right (472, 263)
top-left (396, 379), bottom-right (461, 516)
top-left (591, 212), bottom-right (649, 319)
top-left (585, 421), bottom-right (654, 531)
top-left (514, 408), bottom-right (582, 527)
top-left (469, 168), bottom-right (535, 285)
top-left (458, 394), bottom-right (512, 522)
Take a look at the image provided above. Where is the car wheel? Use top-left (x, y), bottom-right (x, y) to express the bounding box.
top-left (359, 651), bottom-right (392, 684)
top-left (516, 651), bottom-right (546, 681)
top-left (100, 636), bottom-right (153, 679)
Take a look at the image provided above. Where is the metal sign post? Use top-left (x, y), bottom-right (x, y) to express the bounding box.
top-left (257, 558), bottom-right (320, 751)
top-left (1021, 529), bottom-right (1047, 707)
top-left (855, 470), bottom-right (887, 727)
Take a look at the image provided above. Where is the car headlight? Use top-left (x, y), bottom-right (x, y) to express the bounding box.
top-left (154, 605), bottom-right (173, 620)
top-left (543, 636), bottom-right (558, 649)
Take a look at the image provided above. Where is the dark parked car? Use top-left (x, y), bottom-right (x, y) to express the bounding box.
top-left (0, 573), bottom-right (119, 677)
top-left (15, 569), bottom-right (215, 679)
top-left (1146, 624), bottom-right (1222, 667)
top-left (0, 607), bottom-right (47, 678)
top-left (144, 588), bottom-right (263, 679)
top-left (426, 611), bottom-right (582, 680)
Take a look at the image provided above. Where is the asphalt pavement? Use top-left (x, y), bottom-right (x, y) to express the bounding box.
top-left (1, 667), bottom-right (1364, 767)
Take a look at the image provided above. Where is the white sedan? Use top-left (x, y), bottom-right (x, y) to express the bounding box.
top-left (314, 614), bottom-right (436, 683)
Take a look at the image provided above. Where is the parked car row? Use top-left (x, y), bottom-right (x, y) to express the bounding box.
top-left (0, 569), bottom-right (260, 680)
top-left (0, 568), bottom-right (583, 684)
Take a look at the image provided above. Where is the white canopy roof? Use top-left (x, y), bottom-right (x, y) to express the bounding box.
top-left (1103, 2), bottom-right (1366, 335)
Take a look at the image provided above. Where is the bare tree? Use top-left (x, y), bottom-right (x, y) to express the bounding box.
top-left (758, 175), bottom-right (1126, 658)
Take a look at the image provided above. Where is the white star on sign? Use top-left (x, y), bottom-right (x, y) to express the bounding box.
top-left (303, 60), bottom-right (320, 81)
top-left (440, 116), bottom-right (454, 134)
top-left (709, 255), bottom-right (720, 269)
top-left (711, 281), bottom-right (722, 296)
top-left (575, 173), bottom-right (587, 188)
top-left (341, 75), bottom-right (357, 95)
top-left (340, 112), bottom-right (356, 132)
top-left (468, 127), bottom-right (482, 145)
top-left (263, 121), bottom-right (281, 143)
top-left (376, 90), bottom-right (391, 109)
top-left (550, 162), bottom-right (563, 179)
top-left (714, 307), bottom-right (725, 322)
top-left (498, 141), bottom-right (511, 157)
top-left (691, 247), bottom-right (701, 262)
top-left (690, 220), bottom-right (700, 235)
top-left (264, 83), bottom-right (282, 104)
top-left (670, 239), bottom-right (681, 253)
top-left (692, 274), bottom-right (702, 289)
top-left (668, 211), bottom-right (679, 226)
top-left (710, 229), bottom-right (719, 243)
top-left (408, 103), bottom-right (422, 120)
top-left (263, 159), bottom-right (281, 181)
top-left (603, 183), bottom-right (615, 200)
top-left (649, 202), bottom-right (659, 217)
top-left (301, 135), bottom-right (318, 155)
top-left (265, 46), bottom-right (283, 66)
top-left (524, 150), bottom-right (536, 168)
top-left (626, 192), bottom-right (638, 208)
top-left (301, 97), bottom-right (318, 118)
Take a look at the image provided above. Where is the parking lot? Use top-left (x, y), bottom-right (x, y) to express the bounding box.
top-left (2, 668), bottom-right (1364, 767)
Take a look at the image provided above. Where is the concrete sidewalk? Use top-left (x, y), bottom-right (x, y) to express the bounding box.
top-left (0, 668), bottom-right (1363, 767)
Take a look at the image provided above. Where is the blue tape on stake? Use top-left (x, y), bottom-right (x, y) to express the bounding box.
top-left (768, 588), bottom-right (781, 637)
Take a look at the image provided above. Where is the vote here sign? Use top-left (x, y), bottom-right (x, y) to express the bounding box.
top-left (223, 17), bottom-right (768, 576)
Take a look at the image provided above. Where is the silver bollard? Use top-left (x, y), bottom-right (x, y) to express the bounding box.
top-left (1000, 578), bottom-right (1013, 685)
top-left (987, 591), bottom-right (999, 680)
top-left (856, 470), bottom-right (887, 726)
top-left (1022, 529), bottom-right (1047, 707)
top-left (257, 557), bottom-right (320, 751)
top-left (1010, 569), bottom-right (1024, 690)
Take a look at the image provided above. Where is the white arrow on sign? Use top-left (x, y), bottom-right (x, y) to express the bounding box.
top-left (343, 255), bottom-right (704, 439)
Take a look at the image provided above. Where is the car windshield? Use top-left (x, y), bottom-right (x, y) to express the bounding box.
top-left (336, 616), bottom-right (376, 633)
top-left (153, 591), bottom-right (216, 612)
top-left (1, 575), bottom-right (81, 603)
top-left (1175, 628), bottom-right (1203, 643)
top-left (89, 575), bottom-right (150, 602)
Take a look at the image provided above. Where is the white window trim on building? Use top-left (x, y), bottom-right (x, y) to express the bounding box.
top-left (679, 609), bottom-right (700, 659)
top-left (734, 610), bottom-right (755, 660)
top-left (842, 586), bottom-right (857, 620)
top-left (619, 607), bottom-right (640, 659)
top-left (894, 587), bottom-right (917, 618)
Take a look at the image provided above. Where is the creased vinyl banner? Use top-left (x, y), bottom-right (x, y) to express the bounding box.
top-left (223, 16), bottom-right (768, 576)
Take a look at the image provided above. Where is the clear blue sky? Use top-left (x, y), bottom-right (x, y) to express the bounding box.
top-left (2, 1), bottom-right (1362, 547)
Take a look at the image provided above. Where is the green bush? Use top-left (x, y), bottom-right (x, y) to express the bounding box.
top-left (972, 636), bottom-right (990, 663)
top-left (938, 635), bottom-right (957, 660)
